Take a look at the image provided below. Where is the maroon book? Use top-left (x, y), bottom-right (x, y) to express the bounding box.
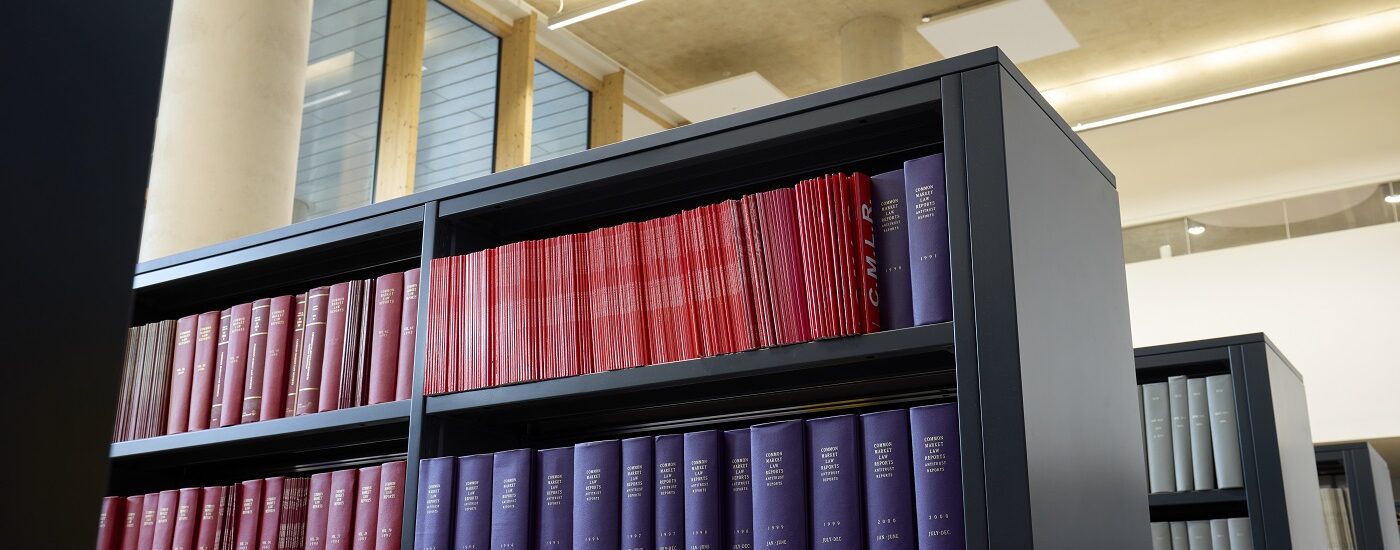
top-left (284, 294), bottom-right (307, 418)
top-left (218, 303), bottom-right (253, 427)
top-left (209, 309), bottom-right (232, 429)
top-left (170, 488), bottom-right (200, 550)
top-left (97, 496), bottom-right (124, 550)
top-left (194, 486), bottom-right (225, 550)
top-left (258, 296), bottom-right (294, 420)
top-left (121, 495), bottom-right (143, 550)
top-left (325, 468), bottom-right (358, 549)
top-left (257, 477), bottom-right (285, 550)
top-left (304, 472), bottom-right (333, 550)
top-left (367, 273), bottom-right (403, 404)
top-left (317, 283), bottom-right (351, 413)
top-left (241, 299), bottom-right (272, 422)
top-left (352, 466), bottom-right (380, 550)
top-left (296, 288), bottom-right (331, 416)
top-left (235, 480), bottom-right (264, 550)
top-left (136, 492), bottom-right (158, 550)
top-left (166, 315), bottom-right (198, 435)
top-left (374, 461), bottom-right (405, 550)
top-left (187, 311), bottom-right (220, 431)
top-left (395, 269), bottom-right (419, 401)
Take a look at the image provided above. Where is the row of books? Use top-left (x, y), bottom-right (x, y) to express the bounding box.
top-left (1140, 374), bottom-right (1244, 493)
top-left (1319, 474), bottom-right (1356, 549)
top-left (95, 461), bottom-right (406, 550)
top-left (113, 270), bottom-right (420, 442)
top-left (423, 154), bottom-right (952, 394)
top-left (413, 403), bottom-right (962, 550)
top-left (1150, 519), bottom-right (1253, 550)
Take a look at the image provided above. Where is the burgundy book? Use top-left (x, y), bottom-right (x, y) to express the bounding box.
top-left (352, 466), bottom-right (381, 550)
top-left (257, 477), bottom-right (285, 550)
top-left (374, 461), bottom-right (406, 550)
top-left (296, 288), bottom-right (331, 416)
top-left (195, 486), bottom-right (226, 550)
top-left (317, 282), bottom-right (350, 413)
top-left (849, 172), bottom-right (880, 334)
top-left (209, 309), bottom-right (232, 429)
top-left (171, 487), bottom-right (200, 550)
top-left (166, 315), bottom-right (198, 434)
top-left (394, 269), bottom-right (419, 401)
top-left (325, 468), bottom-right (358, 549)
top-left (97, 496), bottom-right (124, 550)
top-left (155, 490), bottom-right (180, 549)
top-left (259, 296), bottom-right (294, 420)
top-left (235, 480), bottom-right (264, 550)
top-left (304, 472), bottom-right (333, 550)
top-left (187, 311), bottom-right (220, 431)
top-left (368, 273), bottom-right (402, 404)
top-left (241, 298), bottom-right (272, 423)
top-left (284, 294), bottom-right (307, 418)
top-left (137, 492), bottom-right (157, 550)
top-left (121, 495), bottom-right (143, 550)
top-left (218, 302), bottom-right (253, 427)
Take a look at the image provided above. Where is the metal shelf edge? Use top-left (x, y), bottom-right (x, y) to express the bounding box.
top-left (108, 400), bottom-right (412, 459)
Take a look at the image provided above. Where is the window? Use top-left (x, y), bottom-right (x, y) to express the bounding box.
top-left (294, 0), bottom-right (390, 222)
top-left (413, 1), bottom-right (500, 192)
top-left (531, 61), bottom-right (590, 163)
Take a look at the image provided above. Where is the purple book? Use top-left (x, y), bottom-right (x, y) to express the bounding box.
top-left (751, 420), bottom-right (808, 550)
top-left (490, 449), bottom-right (534, 550)
top-left (536, 447), bottom-right (573, 549)
top-left (870, 169), bottom-right (914, 330)
top-left (910, 404), bottom-right (963, 550)
top-left (655, 434), bottom-right (685, 550)
top-left (862, 410), bottom-right (916, 549)
top-left (683, 430), bottom-right (721, 550)
top-left (453, 454), bottom-right (493, 550)
top-left (573, 440), bottom-right (622, 549)
top-left (903, 154), bottom-right (952, 326)
top-left (413, 457), bottom-right (455, 550)
top-left (722, 429), bottom-right (753, 550)
top-left (807, 415), bottom-right (863, 549)
top-left (622, 437), bottom-right (654, 550)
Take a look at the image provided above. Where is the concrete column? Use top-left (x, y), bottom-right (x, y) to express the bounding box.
top-left (140, 0), bottom-right (312, 261)
top-left (840, 15), bottom-right (904, 84)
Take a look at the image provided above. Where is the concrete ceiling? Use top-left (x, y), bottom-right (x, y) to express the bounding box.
top-left (526, 0), bottom-right (1400, 124)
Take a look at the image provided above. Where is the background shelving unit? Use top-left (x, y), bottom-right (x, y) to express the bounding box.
top-left (1316, 441), bottom-right (1400, 549)
top-left (1136, 333), bottom-right (1327, 548)
top-left (111, 48), bottom-right (1150, 549)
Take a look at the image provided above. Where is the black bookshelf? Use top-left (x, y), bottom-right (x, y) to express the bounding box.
top-left (1137, 334), bottom-right (1327, 547)
top-left (110, 48), bottom-right (1150, 549)
top-left (1316, 442), bottom-right (1400, 549)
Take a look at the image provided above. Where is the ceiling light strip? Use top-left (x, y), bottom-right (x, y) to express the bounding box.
top-left (547, 0), bottom-right (648, 30)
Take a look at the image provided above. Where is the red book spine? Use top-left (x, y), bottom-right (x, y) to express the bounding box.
top-left (137, 492), bottom-right (158, 550)
top-left (235, 480), bottom-right (264, 550)
top-left (154, 490), bottom-right (179, 549)
top-left (352, 466), bottom-right (381, 550)
top-left (218, 303), bottom-right (253, 427)
top-left (209, 310), bottom-right (232, 429)
top-left (122, 495), bottom-right (144, 550)
top-left (394, 269), bottom-right (419, 401)
top-left (570, 234), bottom-right (593, 377)
top-left (424, 260), bottom-right (444, 395)
top-left (166, 315), bottom-right (198, 434)
top-left (219, 485), bottom-right (238, 550)
top-left (187, 312), bottom-right (220, 431)
top-left (241, 299), bottom-right (271, 423)
top-left (284, 294), bottom-right (307, 418)
top-left (665, 214), bottom-right (700, 360)
top-left (171, 488), bottom-right (200, 550)
top-left (97, 496), bottom-right (124, 550)
top-left (304, 473), bottom-right (333, 550)
top-left (849, 173), bottom-right (880, 333)
top-left (195, 486), bottom-right (225, 550)
top-left (296, 288), bottom-right (331, 415)
top-left (317, 283), bottom-right (350, 412)
top-left (257, 477), bottom-right (285, 550)
top-left (325, 469), bottom-right (358, 549)
top-left (368, 273), bottom-right (403, 404)
top-left (373, 461), bottom-right (405, 550)
top-left (257, 296), bottom-right (293, 420)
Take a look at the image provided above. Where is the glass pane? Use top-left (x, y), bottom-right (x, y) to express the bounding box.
top-left (531, 61), bottom-right (590, 163)
top-left (1187, 202), bottom-right (1287, 254)
top-left (414, 1), bottom-right (499, 192)
top-left (1123, 219), bottom-right (1189, 263)
top-left (1286, 184), bottom-right (1393, 238)
top-left (294, 0), bottom-right (390, 222)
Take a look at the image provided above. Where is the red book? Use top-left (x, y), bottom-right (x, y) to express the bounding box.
top-left (848, 173), bottom-right (880, 333)
top-left (296, 288), bottom-right (331, 416)
top-left (317, 283), bottom-right (350, 412)
top-left (166, 315), bottom-right (198, 435)
top-left (664, 214), bottom-right (700, 360)
top-left (284, 294), bottom-right (307, 418)
top-left (241, 299), bottom-right (272, 423)
top-left (187, 311), bottom-right (220, 431)
top-left (835, 173), bottom-right (861, 335)
top-left (218, 486), bottom-right (238, 550)
top-left (739, 196), bottom-right (776, 348)
top-left (394, 269), bottom-right (419, 401)
top-left (325, 468), bottom-right (358, 549)
top-left (424, 260), bottom-right (444, 395)
top-left (137, 492), bottom-right (158, 550)
top-left (122, 495), bottom-right (144, 550)
top-left (352, 466), bottom-right (380, 550)
top-left (374, 461), bottom-right (405, 550)
top-left (97, 496), bottom-right (124, 550)
top-left (194, 486), bottom-right (226, 550)
top-left (258, 296), bottom-right (294, 420)
top-left (218, 303), bottom-right (253, 427)
top-left (209, 309), bottom-right (232, 429)
top-left (257, 477), bottom-right (285, 550)
top-left (367, 273), bottom-right (402, 404)
top-left (171, 488), bottom-right (200, 550)
top-left (616, 222), bottom-right (649, 368)
top-left (235, 480), bottom-right (264, 550)
top-left (156, 490), bottom-right (180, 549)
top-left (304, 472), bottom-right (333, 550)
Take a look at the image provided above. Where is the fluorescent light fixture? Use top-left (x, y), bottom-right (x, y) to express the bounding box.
top-left (303, 89), bottom-right (351, 110)
top-left (1384, 193), bottom-right (1400, 204)
top-left (1186, 223), bottom-right (1206, 236)
top-left (1071, 54), bottom-right (1400, 131)
top-left (547, 0), bottom-right (648, 30)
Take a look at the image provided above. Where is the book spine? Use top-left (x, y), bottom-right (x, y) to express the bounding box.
top-left (1186, 378), bottom-right (1216, 490)
top-left (573, 440), bottom-right (622, 550)
top-left (1186, 520), bottom-right (1210, 550)
top-left (1149, 522), bottom-right (1171, 550)
top-left (258, 477), bottom-right (285, 550)
top-left (259, 296), bottom-right (294, 420)
top-left (412, 457), bottom-right (454, 550)
top-left (396, 268), bottom-right (419, 401)
top-left (909, 404), bottom-right (962, 550)
top-left (352, 466), bottom-right (381, 550)
top-left (1226, 518), bottom-right (1252, 550)
top-left (451, 454), bottom-right (492, 550)
top-left (622, 437), bottom-right (654, 550)
top-left (722, 429), bottom-right (753, 550)
top-left (536, 447), bottom-right (574, 549)
top-left (210, 309), bottom-right (232, 428)
top-left (124, 494), bottom-right (146, 550)
top-left (241, 299), bottom-right (271, 423)
top-left (152, 489), bottom-right (178, 550)
top-left (1205, 375), bottom-right (1244, 488)
top-left (172, 487), bottom-right (200, 550)
top-left (902, 154), bottom-right (951, 326)
top-left (1209, 519), bottom-right (1229, 550)
top-left (375, 461), bottom-right (406, 550)
top-left (655, 434), bottom-right (685, 550)
top-left (296, 288), bottom-right (331, 415)
top-left (98, 496), bottom-right (124, 550)
top-left (751, 420), bottom-right (807, 550)
top-left (195, 487), bottom-right (224, 550)
top-left (326, 468), bottom-right (358, 549)
top-left (284, 294), bottom-right (307, 418)
top-left (188, 312), bottom-right (221, 431)
top-left (861, 410), bottom-right (915, 549)
top-left (369, 273), bottom-right (404, 404)
top-left (167, 315), bottom-right (198, 434)
top-left (848, 172), bottom-right (880, 333)
top-left (219, 303), bottom-right (253, 427)
top-left (683, 430), bottom-right (721, 550)
top-left (1167, 376), bottom-right (1194, 491)
top-left (235, 480), bottom-right (264, 550)
top-left (318, 283), bottom-right (351, 413)
top-left (870, 170), bottom-right (912, 330)
top-left (137, 492), bottom-right (158, 550)
top-left (807, 415), bottom-right (862, 549)
top-left (305, 473), bottom-right (333, 550)
top-left (490, 449), bottom-right (533, 550)
top-left (1142, 382), bottom-right (1176, 493)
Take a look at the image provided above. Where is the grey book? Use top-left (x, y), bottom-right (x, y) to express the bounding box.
top-left (1168, 376), bottom-right (1194, 491)
top-left (1151, 522), bottom-right (1171, 550)
top-left (1209, 519), bottom-right (1229, 550)
top-left (1187, 520), bottom-right (1211, 550)
top-left (1142, 383), bottom-right (1176, 493)
top-left (1205, 375), bottom-right (1244, 488)
top-left (1170, 522), bottom-right (1188, 550)
top-left (1321, 485), bottom-right (1341, 548)
top-left (1227, 518), bottom-right (1252, 550)
top-left (1187, 378), bottom-right (1216, 490)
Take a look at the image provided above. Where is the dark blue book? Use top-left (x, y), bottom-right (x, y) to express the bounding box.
top-left (413, 456), bottom-right (455, 550)
top-left (536, 447), bottom-right (573, 549)
top-left (722, 429), bottom-right (754, 550)
top-left (862, 410), bottom-right (916, 549)
top-left (574, 440), bottom-right (622, 550)
top-left (656, 434), bottom-right (685, 550)
top-left (870, 169), bottom-right (913, 330)
top-left (453, 454), bottom-right (493, 550)
top-left (903, 154), bottom-right (951, 326)
top-left (910, 404), bottom-right (963, 550)
top-left (751, 420), bottom-right (808, 550)
top-left (490, 449), bottom-right (533, 550)
top-left (684, 430), bottom-right (721, 550)
top-left (622, 437), bottom-right (654, 550)
top-left (807, 414), bottom-right (862, 549)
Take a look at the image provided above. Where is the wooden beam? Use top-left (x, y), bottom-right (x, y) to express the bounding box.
top-left (494, 12), bottom-right (537, 171)
top-left (437, 0), bottom-right (510, 36)
top-left (373, 0), bottom-right (428, 202)
top-left (537, 46), bottom-right (602, 92)
top-left (589, 70), bottom-right (625, 147)
top-left (624, 97), bottom-right (680, 129)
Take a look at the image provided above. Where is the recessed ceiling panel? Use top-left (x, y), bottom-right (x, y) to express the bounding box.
top-left (659, 72), bottom-right (787, 123)
top-left (917, 0), bottom-right (1078, 63)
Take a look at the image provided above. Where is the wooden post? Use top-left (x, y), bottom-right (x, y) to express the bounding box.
top-left (373, 0), bottom-right (428, 202)
top-left (589, 70), bottom-right (625, 147)
top-left (494, 13), bottom-right (538, 171)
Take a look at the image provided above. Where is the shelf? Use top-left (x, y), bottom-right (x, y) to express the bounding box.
top-left (1149, 488), bottom-right (1248, 507)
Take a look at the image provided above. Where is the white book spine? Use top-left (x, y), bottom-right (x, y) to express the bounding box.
top-left (1227, 518), bottom-right (1253, 550)
top-left (1169, 376), bottom-right (1194, 491)
top-left (1143, 382), bottom-right (1176, 493)
top-left (1187, 520), bottom-right (1212, 550)
top-left (1171, 522), bottom-right (1190, 550)
top-left (1205, 375), bottom-right (1244, 488)
top-left (1151, 522), bottom-right (1172, 550)
top-left (1209, 519), bottom-right (1229, 550)
top-left (1188, 377), bottom-right (1216, 490)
